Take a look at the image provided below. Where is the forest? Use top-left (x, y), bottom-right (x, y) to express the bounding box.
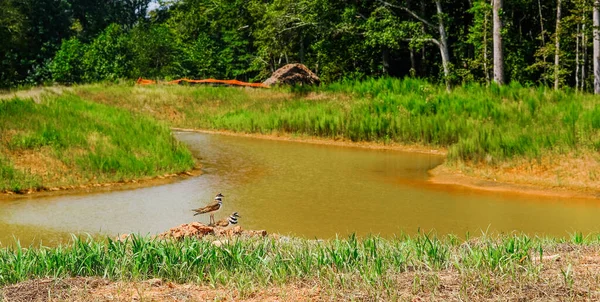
top-left (0, 0), bottom-right (599, 90)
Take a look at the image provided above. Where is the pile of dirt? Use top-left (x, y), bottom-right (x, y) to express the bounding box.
top-left (155, 222), bottom-right (267, 240)
top-left (263, 63), bottom-right (320, 86)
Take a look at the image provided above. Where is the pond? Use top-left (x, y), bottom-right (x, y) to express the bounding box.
top-left (1, 132), bottom-right (599, 246)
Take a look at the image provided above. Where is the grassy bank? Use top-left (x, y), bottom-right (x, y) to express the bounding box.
top-left (75, 79), bottom-right (600, 163)
top-left (0, 92), bottom-right (195, 193)
top-left (74, 79), bottom-right (600, 191)
top-left (1, 233), bottom-right (599, 300)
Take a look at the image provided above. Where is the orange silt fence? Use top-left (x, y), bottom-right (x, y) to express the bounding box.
top-left (137, 77), bottom-right (269, 88)
top-left (136, 77), bottom-right (156, 85)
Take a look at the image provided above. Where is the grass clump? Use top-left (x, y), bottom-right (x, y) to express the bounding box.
top-left (0, 156), bottom-right (41, 193)
top-left (0, 233), bottom-right (598, 299)
top-left (0, 93), bottom-right (195, 192)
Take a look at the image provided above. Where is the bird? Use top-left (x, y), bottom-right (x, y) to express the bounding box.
top-left (214, 212), bottom-right (241, 227)
top-left (192, 193), bottom-right (224, 225)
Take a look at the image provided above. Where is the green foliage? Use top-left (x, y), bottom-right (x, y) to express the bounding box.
top-left (129, 24), bottom-right (183, 79)
top-left (0, 233), bottom-right (596, 293)
top-left (0, 94), bottom-right (195, 191)
top-left (82, 24), bottom-right (132, 82)
top-left (50, 38), bottom-right (87, 84)
top-left (1, 0), bottom-right (599, 89)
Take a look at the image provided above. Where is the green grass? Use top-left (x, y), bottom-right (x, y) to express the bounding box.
top-left (0, 93), bottom-right (195, 192)
top-left (75, 78), bottom-right (600, 165)
top-left (0, 233), bottom-right (598, 298)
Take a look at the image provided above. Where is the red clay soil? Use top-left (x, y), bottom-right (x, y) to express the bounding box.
top-left (115, 222), bottom-right (268, 242)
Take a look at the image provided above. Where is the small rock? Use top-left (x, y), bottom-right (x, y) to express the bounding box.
top-left (146, 278), bottom-right (162, 287)
top-left (212, 239), bottom-right (228, 247)
top-left (116, 234), bottom-right (131, 242)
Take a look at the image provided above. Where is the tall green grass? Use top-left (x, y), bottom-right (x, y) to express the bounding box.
top-left (0, 94), bottom-right (195, 191)
top-left (0, 233), bottom-right (596, 295)
top-left (76, 78), bottom-right (600, 164)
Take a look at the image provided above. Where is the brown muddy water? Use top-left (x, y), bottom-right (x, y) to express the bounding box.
top-left (1, 132), bottom-right (600, 246)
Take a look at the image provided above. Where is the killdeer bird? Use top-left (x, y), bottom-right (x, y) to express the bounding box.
top-left (192, 193), bottom-right (224, 225)
top-left (214, 212), bottom-right (240, 227)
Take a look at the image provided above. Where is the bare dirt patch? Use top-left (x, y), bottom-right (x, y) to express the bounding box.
top-left (9, 147), bottom-right (72, 183)
top-left (1, 278), bottom-right (323, 302)
top-left (431, 153), bottom-right (600, 199)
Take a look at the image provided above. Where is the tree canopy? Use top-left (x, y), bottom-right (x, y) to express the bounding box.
top-left (0, 0), bottom-right (597, 90)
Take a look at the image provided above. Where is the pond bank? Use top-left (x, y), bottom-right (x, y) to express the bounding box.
top-left (0, 166), bottom-right (202, 200)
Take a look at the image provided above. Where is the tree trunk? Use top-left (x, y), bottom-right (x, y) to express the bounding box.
top-left (493, 0), bottom-right (505, 85)
top-left (299, 34), bottom-right (304, 64)
top-left (410, 49), bottom-right (417, 76)
top-left (435, 0), bottom-right (451, 91)
top-left (582, 14), bottom-right (587, 91)
top-left (576, 23), bottom-right (580, 91)
top-left (538, 0), bottom-right (545, 46)
top-left (484, 5), bottom-right (490, 85)
top-left (594, 0), bottom-right (600, 94)
top-left (382, 48), bottom-right (390, 75)
top-left (537, 0), bottom-right (547, 85)
top-left (554, 0), bottom-right (561, 90)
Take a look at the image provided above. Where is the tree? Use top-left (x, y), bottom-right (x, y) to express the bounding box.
top-left (377, 0), bottom-right (452, 90)
top-left (129, 24), bottom-right (183, 78)
top-left (82, 24), bottom-right (132, 81)
top-left (493, 0), bottom-right (505, 85)
top-left (554, 0), bottom-right (562, 90)
top-left (50, 38), bottom-right (87, 84)
top-left (467, 0), bottom-right (493, 84)
top-left (594, 0), bottom-right (600, 93)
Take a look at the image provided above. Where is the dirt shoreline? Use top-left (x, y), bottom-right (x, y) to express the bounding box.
top-left (0, 166), bottom-right (202, 200)
top-left (172, 128), bottom-right (448, 155)
top-left (429, 165), bottom-right (600, 200)
top-left (176, 128), bottom-right (600, 200)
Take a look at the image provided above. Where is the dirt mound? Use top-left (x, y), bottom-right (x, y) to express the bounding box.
top-left (155, 222), bottom-right (267, 240)
top-left (263, 63), bottom-right (320, 86)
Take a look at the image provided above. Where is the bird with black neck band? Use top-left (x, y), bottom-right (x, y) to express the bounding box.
top-left (192, 193), bottom-right (224, 225)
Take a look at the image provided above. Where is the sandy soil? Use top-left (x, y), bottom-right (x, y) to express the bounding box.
top-left (430, 155), bottom-right (600, 199)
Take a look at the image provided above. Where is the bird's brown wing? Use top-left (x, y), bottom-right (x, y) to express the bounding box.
top-left (214, 218), bottom-right (229, 227)
top-left (192, 201), bottom-right (221, 215)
